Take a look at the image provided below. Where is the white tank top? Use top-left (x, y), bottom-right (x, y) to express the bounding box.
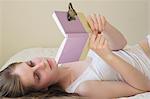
top-left (66, 44), bottom-right (150, 93)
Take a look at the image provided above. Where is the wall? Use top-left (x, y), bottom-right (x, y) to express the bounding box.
top-left (0, 1), bottom-right (2, 66)
top-left (1, 0), bottom-right (148, 65)
top-left (148, 0), bottom-right (150, 34)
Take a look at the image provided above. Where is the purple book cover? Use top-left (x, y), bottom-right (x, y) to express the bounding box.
top-left (53, 11), bottom-right (87, 34)
top-left (57, 35), bottom-right (88, 63)
top-left (52, 11), bottom-right (89, 64)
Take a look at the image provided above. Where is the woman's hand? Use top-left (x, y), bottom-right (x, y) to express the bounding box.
top-left (87, 13), bottom-right (107, 34)
top-left (89, 33), bottom-right (112, 59)
top-left (87, 13), bottom-right (127, 50)
top-left (87, 13), bottom-right (112, 58)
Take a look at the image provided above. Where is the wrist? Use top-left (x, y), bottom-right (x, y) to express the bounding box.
top-left (101, 52), bottom-right (114, 61)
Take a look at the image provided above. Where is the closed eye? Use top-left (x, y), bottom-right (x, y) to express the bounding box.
top-left (26, 61), bottom-right (35, 67)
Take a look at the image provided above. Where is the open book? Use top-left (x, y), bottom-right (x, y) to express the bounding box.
top-left (52, 11), bottom-right (92, 64)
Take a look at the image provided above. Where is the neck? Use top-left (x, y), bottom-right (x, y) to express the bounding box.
top-left (56, 65), bottom-right (74, 89)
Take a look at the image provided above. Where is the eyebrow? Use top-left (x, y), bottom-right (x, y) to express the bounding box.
top-left (24, 62), bottom-right (41, 86)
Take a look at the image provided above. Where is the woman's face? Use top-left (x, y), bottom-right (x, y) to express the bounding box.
top-left (13, 57), bottom-right (58, 90)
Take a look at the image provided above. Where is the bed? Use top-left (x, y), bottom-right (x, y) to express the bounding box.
top-left (2, 47), bottom-right (150, 99)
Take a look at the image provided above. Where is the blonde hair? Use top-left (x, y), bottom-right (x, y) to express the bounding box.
top-left (0, 63), bottom-right (79, 98)
top-left (0, 63), bottom-right (27, 97)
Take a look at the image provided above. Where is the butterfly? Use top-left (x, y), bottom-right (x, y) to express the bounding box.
top-left (67, 2), bottom-right (77, 21)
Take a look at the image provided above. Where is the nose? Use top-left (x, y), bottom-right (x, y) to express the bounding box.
top-left (32, 60), bottom-right (46, 71)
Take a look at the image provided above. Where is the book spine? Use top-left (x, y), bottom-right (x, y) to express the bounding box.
top-left (55, 34), bottom-right (88, 64)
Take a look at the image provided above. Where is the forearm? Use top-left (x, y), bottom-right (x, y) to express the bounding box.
top-left (103, 53), bottom-right (150, 91)
top-left (102, 22), bottom-right (127, 50)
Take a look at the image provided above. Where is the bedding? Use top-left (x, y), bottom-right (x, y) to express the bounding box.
top-left (1, 47), bottom-right (150, 99)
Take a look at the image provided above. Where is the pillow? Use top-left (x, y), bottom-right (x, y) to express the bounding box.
top-left (0, 47), bottom-right (58, 72)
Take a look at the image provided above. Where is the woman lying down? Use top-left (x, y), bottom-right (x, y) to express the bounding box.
top-left (1, 13), bottom-right (150, 99)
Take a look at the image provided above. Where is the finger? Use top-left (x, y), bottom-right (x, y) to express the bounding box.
top-left (101, 16), bottom-right (106, 31)
top-left (95, 34), bottom-right (101, 47)
top-left (89, 34), bottom-right (96, 47)
top-left (104, 39), bottom-right (109, 48)
top-left (97, 14), bottom-right (102, 33)
top-left (99, 35), bottom-right (105, 47)
top-left (91, 34), bottom-right (96, 42)
top-left (91, 13), bottom-right (98, 32)
top-left (87, 15), bottom-right (95, 33)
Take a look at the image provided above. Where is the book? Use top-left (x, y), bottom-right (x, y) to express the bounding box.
top-left (52, 11), bottom-right (92, 64)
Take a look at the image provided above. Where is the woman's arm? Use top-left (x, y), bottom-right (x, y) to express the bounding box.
top-left (87, 14), bottom-right (127, 50)
top-left (76, 80), bottom-right (144, 99)
top-left (103, 22), bottom-right (127, 50)
top-left (105, 53), bottom-right (150, 92)
top-left (89, 34), bottom-right (150, 92)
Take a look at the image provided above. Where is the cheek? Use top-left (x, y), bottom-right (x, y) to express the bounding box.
top-left (35, 66), bottom-right (58, 89)
top-left (42, 69), bottom-right (58, 84)
top-left (39, 74), bottom-right (52, 88)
